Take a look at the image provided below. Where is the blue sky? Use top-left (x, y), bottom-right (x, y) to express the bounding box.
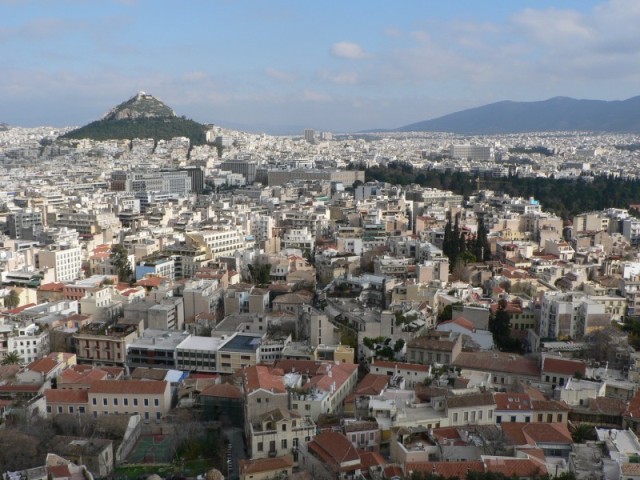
top-left (1, 0), bottom-right (638, 133)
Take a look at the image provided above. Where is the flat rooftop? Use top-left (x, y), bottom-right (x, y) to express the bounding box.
top-left (220, 333), bottom-right (262, 352)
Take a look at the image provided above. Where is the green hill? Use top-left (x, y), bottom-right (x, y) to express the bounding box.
top-left (60, 92), bottom-right (208, 145)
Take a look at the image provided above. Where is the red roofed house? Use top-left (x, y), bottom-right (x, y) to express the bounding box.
top-left (275, 359), bottom-right (358, 421)
top-left (541, 354), bottom-right (586, 387)
top-left (239, 455), bottom-right (294, 480)
top-left (87, 379), bottom-right (171, 422)
top-left (302, 431), bottom-right (362, 480)
top-left (16, 356), bottom-right (64, 384)
top-left (243, 365), bottom-right (289, 423)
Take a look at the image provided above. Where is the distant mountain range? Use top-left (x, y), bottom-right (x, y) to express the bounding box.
top-left (397, 96), bottom-right (640, 134)
top-left (60, 92), bottom-right (208, 145)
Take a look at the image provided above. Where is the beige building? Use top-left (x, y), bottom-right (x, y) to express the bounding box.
top-left (74, 323), bottom-right (140, 366)
top-left (88, 379), bottom-right (171, 422)
top-left (249, 408), bottom-right (316, 462)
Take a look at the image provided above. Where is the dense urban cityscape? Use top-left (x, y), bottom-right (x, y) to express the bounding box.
top-left (1, 88), bottom-right (640, 480)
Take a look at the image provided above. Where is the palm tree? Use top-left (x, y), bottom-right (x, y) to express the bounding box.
top-left (571, 423), bottom-right (596, 443)
top-left (1, 351), bottom-right (22, 365)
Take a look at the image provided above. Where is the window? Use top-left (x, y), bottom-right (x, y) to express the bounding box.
top-left (92, 398), bottom-right (97, 406)
top-left (154, 399), bottom-right (159, 407)
top-left (156, 412), bottom-right (162, 420)
top-left (282, 424), bottom-right (287, 432)
top-left (305, 404), bottom-right (310, 411)
top-left (69, 406), bottom-right (74, 414)
top-left (293, 438), bottom-right (299, 447)
top-left (257, 442), bottom-right (263, 452)
top-left (103, 398), bottom-right (108, 406)
top-left (525, 416), bottom-right (530, 423)
top-left (144, 399), bottom-right (149, 407)
top-left (478, 410), bottom-right (483, 420)
top-left (124, 398), bottom-right (128, 406)
top-left (557, 414), bottom-right (563, 422)
top-left (79, 406), bottom-right (85, 414)
top-left (113, 398), bottom-right (118, 406)
top-left (496, 416), bottom-right (502, 424)
top-left (57, 406), bottom-right (62, 413)
top-left (464, 412), bottom-right (468, 422)
top-left (511, 416), bottom-right (516, 423)
top-left (134, 399), bottom-right (138, 406)
top-left (281, 439), bottom-right (287, 449)
top-left (453, 413), bottom-right (458, 422)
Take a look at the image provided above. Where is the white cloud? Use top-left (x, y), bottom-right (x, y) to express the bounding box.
top-left (301, 89), bottom-right (332, 102)
top-left (330, 41), bottom-right (369, 60)
top-left (265, 67), bottom-right (296, 82)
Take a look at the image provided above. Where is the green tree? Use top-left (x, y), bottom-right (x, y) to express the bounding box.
top-left (393, 339), bottom-right (405, 353)
top-left (437, 305), bottom-right (453, 323)
top-left (3, 289), bottom-right (20, 309)
top-left (247, 263), bottom-right (272, 285)
top-left (109, 244), bottom-right (133, 282)
top-left (2, 351), bottom-right (23, 365)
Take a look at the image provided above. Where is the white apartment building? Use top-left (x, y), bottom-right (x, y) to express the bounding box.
top-left (539, 292), bottom-right (608, 340)
top-left (8, 323), bottom-right (50, 364)
top-left (282, 228), bottom-right (315, 254)
top-left (187, 228), bottom-right (250, 260)
top-left (37, 245), bottom-right (82, 282)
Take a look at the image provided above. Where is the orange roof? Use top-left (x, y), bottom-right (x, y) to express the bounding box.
top-left (454, 352), bottom-right (540, 377)
top-left (371, 360), bottom-right (431, 373)
top-left (494, 392), bottom-right (532, 411)
top-left (239, 456), bottom-right (293, 475)
top-left (440, 316), bottom-right (475, 331)
top-left (38, 282), bottom-right (65, 292)
top-left (45, 389), bottom-right (89, 404)
top-left (200, 382), bottom-right (243, 399)
top-left (25, 357), bottom-right (59, 374)
top-left (89, 379), bottom-right (168, 395)
top-left (542, 356), bottom-right (586, 376)
top-left (407, 461), bottom-right (485, 479)
top-left (359, 451), bottom-right (386, 470)
top-left (484, 458), bottom-right (547, 477)
top-left (355, 373), bottom-right (389, 396)
top-left (244, 365), bottom-right (286, 394)
top-left (308, 431), bottom-right (360, 471)
top-left (501, 422), bottom-right (572, 446)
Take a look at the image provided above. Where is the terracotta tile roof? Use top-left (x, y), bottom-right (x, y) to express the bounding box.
top-left (531, 399), bottom-right (570, 412)
top-left (431, 427), bottom-right (462, 442)
top-left (25, 357), bottom-right (59, 374)
top-left (370, 360), bottom-right (431, 373)
top-left (38, 282), bottom-right (65, 292)
top-left (587, 396), bottom-right (626, 415)
top-left (501, 422), bottom-right (572, 446)
top-left (384, 465), bottom-right (404, 479)
top-left (406, 461), bottom-right (485, 479)
top-left (494, 393), bottom-right (532, 411)
top-left (244, 365), bottom-right (286, 394)
top-left (440, 317), bottom-right (476, 331)
top-left (0, 384), bottom-right (41, 393)
top-left (239, 455), bottom-right (293, 475)
top-left (447, 392), bottom-right (495, 409)
top-left (308, 431), bottom-right (361, 471)
top-left (345, 421), bottom-right (378, 433)
top-left (621, 463), bottom-right (640, 475)
top-left (454, 351), bottom-right (540, 377)
top-left (89, 379), bottom-right (168, 395)
top-left (355, 373), bottom-right (389, 396)
top-left (484, 457), bottom-right (548, 477)
top-left (625, 390), bottom-right (640, 418)
top-left (359, 451), bottom-right (386, 470)
top-left (542, 356), bottom-right (586, 376)
top-left (45, 389), bottom-right (89, 404)
top-left (200, 382), bottom-right (243, 399)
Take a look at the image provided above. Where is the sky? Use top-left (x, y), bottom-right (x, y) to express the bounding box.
top-left (2, 0), bottom-right (640, 134)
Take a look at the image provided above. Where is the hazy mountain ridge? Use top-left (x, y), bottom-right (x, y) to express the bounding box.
top-left (398, 96), bottom-right (640, 134)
